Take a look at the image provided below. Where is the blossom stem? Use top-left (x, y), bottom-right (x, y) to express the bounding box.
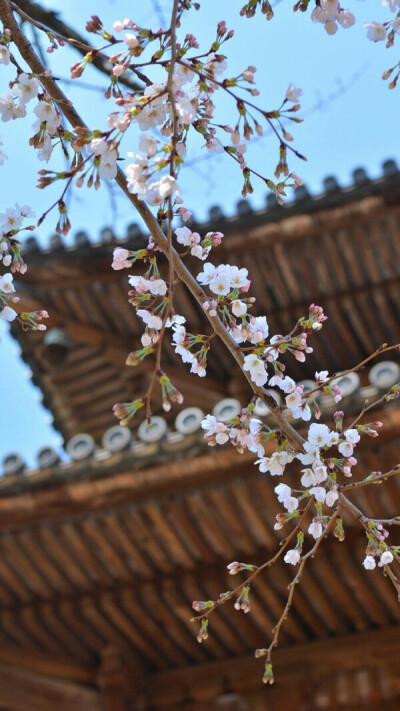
top-left (305, 343), bottom-right (400, 400)
top-left (265, 505), bottom-right (342, 665)
top-left (192, 498), bottom-right (314, 623)
top-left (340, 467), bottom-right (400, 492)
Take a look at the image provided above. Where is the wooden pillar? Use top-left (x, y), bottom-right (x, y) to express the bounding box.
top-left (98, 647), bottom-right (129, 711)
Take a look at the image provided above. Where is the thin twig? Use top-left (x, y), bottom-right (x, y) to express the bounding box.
top-left (305, 344), bottom-right (400, 400)
top-left (11, 0), bottom-right (142, 91)
top-left (192, 498), bottom-right (314, 623)
top-left (340, 466), bottom-right (400, 492)
top-left (265, 506), bottom-right (342, 664)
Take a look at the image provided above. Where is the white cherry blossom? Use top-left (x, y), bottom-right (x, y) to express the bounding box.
top-left (158, 175), bottom-right (179, 199)
top-left (34, 101), bottom-right (59, 128)
top-left (344, 428), bottom-right (360, 445)
top-left (243, 354), bottom-right (268, 386)
top-left (325, 490), bottom-right (338, 507)
top-left (308, 520), bottom-right (323, 539)
top-left (278, 376), bottom-right (296, 394)
top-left (136, 309), bottom-right (163, 330)
top-left (313, 464), bottom-right (328, 483)
top-left (124, 33), bottom-right (139, 48)
top-left (0, 305), bottom-right (17, 321)
top-left (309, 486), bottom-right (326, 503)
top-left (274, 483), bottom-right (291, 503)
top-left (99, 150), bottom-right (118, 179)
top-left (364, 21), bottom-right (386, 41)
top-left (231, 300), bottom-right (247, 317)
top-left (308, 423), bottom-right (331, 448)
top-left (138, 133), bottom-right (158, 156)
top-left (338, 440), bottom-right (354, 457)
top-left (249, 316), bottom-right (269, 344)
top-left (301, 468), bottom-right (316, 488)
top-left (286, 83), bottom-right (303, 102)
top-left (0, 207), bottom-right (22, 231)
top-left (256, 450), bottom-right (294, 476)
top-left (283, 496), bottom-right (299, 513)
top-left (285, 390), bottom-right (302, 410)
top-left (315, 370), bottom-right (329, 382)
top-left (0, 273), bottom-right (15, 293)
top-left (197, 262), bottom-right (216, 285)
top-left (89, 138), bottom-right (109, 155)
top-left (0, 46), bottom-right (10, 65)
top-left (201, 414), bottom-right (229, 444)
top-left (380, 551), bottom-right (394, 565)
top-left (363, 555), bottom-right (376, 570)
top-left (12, 73), bottom-right (39, 104)
top-left (209, 272), bottom-right (231, 296)
top-left (284, 549), bottom-right (301, 565)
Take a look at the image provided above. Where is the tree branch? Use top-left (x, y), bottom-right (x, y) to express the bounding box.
top-left (0, 0), bottom-right (303, 451)
top-left (11, 0), bottom-right (142, 91)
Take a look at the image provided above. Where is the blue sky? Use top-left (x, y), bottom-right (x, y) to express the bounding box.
top-left (0, 0), bottom-right (398, 468)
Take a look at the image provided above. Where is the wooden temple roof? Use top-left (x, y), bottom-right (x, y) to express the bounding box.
top-left (1, 162), bottom-right (400, 710)
top-left (0, 398), bottom-right (399, 710)
top-left (11, 159), bottom-right (400, 444)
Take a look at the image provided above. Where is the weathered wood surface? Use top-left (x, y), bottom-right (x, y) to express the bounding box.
top-left (149, 625), bottom-right (400, 708)
top-left (0, 661), bottom-right (101, 711)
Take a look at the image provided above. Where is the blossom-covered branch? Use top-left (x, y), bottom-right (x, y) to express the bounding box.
top-left (0, 0), bottom-right (399, 686)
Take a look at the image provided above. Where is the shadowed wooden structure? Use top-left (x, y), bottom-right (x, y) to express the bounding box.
top-left (1, 163), bottom-right (400, 710)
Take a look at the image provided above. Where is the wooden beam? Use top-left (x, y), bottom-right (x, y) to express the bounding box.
top-left (0, 643), bottom-right (95, 684)
top-left (0, 404), bottom-right (398, 529)
top-left (148, 625), bottom-right (400, 708)
top-left (0, 446), bottom-right (257, 530)
top-left (16, 288), bottom-right (227, 400)
top-left (15, 288), bottom-right (133, 365)
top-left (98, 647), bottom-right (127, 711)
top-left (215, 196), bottom-right (400, 254)
top-left (0, 661), bottom-right (101, 711)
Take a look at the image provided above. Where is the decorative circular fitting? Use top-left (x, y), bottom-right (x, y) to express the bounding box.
top-left (2, 453), bottom-right (26, 476)
top-left (331, 372), bottom-right (360, 397)
top-left (175, 407), bottom-right (205, 434)
top-left (36, 446), bottom-right (60, 468)
top-left (137, 416), bottom-right (168, 443)
top-left (212, 398), bottom-right (241, 422)
top-left (369, 361), bottom-right (400, 390)
top-left (102, 426), bottom-right (132, 453)
top-left (66, 433), bottom-right (96, 461)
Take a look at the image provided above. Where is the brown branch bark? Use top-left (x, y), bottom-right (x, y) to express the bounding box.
top-left (11, 0), bottom-right (142, 91)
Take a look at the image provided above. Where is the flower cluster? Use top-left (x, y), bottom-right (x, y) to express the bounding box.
top-left (200, 403), bottom-right (383, 565)
top-left (311, 0), bottom-right (355, 35)
top-left (175, 227), bottom-right (223, 261)
top-left (0, 272), bottom-right (17, 321)
top-left (172, 322), bottom-right (209, 377)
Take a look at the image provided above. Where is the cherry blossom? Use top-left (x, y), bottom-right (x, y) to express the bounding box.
top-left (0, 305), bottom-right (17, 321)
top-left (308, 520), bottom-right (323, 539)
top-left (364, 21), bottom-right (387, 42)
top-left (380, 550), bottom-right (394, 565)
top-left (0, 44), bottom-right (9, 64)
top-left (285, 83), bottom-right (302, 102)
top-left (12, 73), bottom-right (39, 103)
top-left (284, 549), bottom-right (300, 565)
top-left (243, 354), bottom-right (268, 386)
top-left (201, 414), bottom-right (229, 444)
top-left (363, 555), bottom-right (376, 570)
